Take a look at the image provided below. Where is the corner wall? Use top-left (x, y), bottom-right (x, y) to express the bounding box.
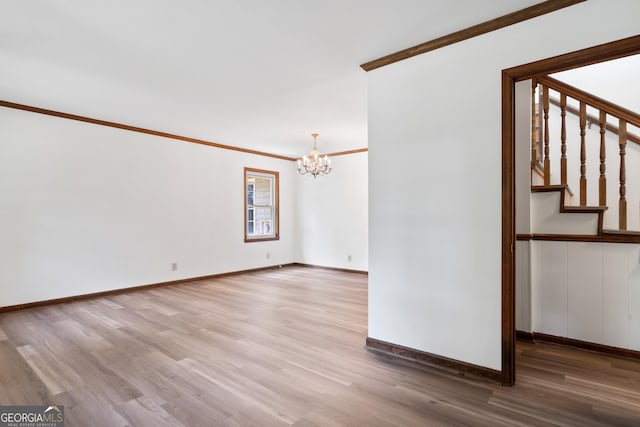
top-left (296, 152), bottom-right (368, 271)
top-left (367, 0), bottom-right (640, 370)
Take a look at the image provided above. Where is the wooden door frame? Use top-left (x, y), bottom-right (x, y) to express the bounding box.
top-left (501, 35), bottom-right (640, 386)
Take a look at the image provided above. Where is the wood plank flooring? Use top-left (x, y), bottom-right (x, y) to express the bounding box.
top-left (1, 266), bottom-right (639, 426)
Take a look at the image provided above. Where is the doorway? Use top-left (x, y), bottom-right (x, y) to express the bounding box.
top-left (501, 35), bottom-right (640, 385)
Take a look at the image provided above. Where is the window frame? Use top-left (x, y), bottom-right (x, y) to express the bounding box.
top-left (244, 167), bottom-right (279, 242)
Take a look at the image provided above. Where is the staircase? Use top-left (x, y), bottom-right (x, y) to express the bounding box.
top-left (529, 76), bottom-right (640, 242)
top-left (517, 75), bottom-right (640, 356)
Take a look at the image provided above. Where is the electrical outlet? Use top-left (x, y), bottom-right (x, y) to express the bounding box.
top-left (347, 255), bottom-right (352, 262)
top-left (171, 262), bottom-right (178, 271)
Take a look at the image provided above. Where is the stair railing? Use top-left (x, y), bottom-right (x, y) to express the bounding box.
top-left (533, 76), bottom-right (640, 231)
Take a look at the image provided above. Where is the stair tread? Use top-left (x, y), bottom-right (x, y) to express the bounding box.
top-left (531, 185), bottom-right (567, 192)
top-left (602, 229), bottom-right (640, 236)
top-left (531, 184), bottom-right (577, 197)
top-left (531, 186), bottom-right (607, 212)
top-left (563, 206), bottom-right (608, 212)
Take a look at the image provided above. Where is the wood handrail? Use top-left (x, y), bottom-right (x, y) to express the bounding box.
top-left (538, 76), bottom-right (640, 128)
top-left (549, 97), bottom-right (640, 145)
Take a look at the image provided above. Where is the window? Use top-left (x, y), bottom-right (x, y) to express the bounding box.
top-left (244, 167), bottom-right (279, 242)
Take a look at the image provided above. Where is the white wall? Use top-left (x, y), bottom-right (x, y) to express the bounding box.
top-left (368, 0), bottom-right (640, 370)
top-left (296, 152), bottom-right (368, 271)
top-left (531, 241), bottom-right (640, 351)
top-left (0, 107), bottom-right (297, 307)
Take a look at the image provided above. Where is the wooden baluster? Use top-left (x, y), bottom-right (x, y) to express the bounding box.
top-left (599, 111), bottom-right (607, 207)
top-left (560, 94), bottom-right (567, 186)
top-left (537, 84), bottom-right (543, 167)
top-left (543, 85), bottom-right (550, 185)
top-left (579, 102), bottom-right (587, 206)
top-left (531, 80), bottom-right (537, 173)
top-left (619, 119), bottom-right (627, 230)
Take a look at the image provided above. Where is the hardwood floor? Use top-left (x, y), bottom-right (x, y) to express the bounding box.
top-left (0, 266), bottom-right (639, 426)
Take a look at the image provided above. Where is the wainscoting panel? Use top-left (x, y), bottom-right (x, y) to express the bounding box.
top-left (539, 241), bottom-right (568, 337)
top-left (629, 245), bottom-right (640, 351)
top-left (602, 244), bottom-right (629, 348)
top-left (515, 241), bottom-right (531, 332)
top-left (531, 241), bottom-right (640, 353)
top-left (567, 243), bottom-right (602, 344)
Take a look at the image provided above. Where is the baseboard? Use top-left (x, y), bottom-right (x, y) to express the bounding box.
top-left (0, 263), bottom-right (296, 313)
top-left (365, 337), bottom-right (501, 383)
top-left (532, 333), bottom-right (640, 361)
top-left (515, 330), bottom-right (535, 342)
top-left (292, 262), bottom-right (368, 275)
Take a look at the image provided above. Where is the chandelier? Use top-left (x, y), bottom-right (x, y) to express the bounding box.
top-left (297, 133), bottom-right (332, 178)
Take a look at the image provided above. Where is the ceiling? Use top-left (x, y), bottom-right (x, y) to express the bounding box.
top-left (1, 0), bottom-right (542, 157)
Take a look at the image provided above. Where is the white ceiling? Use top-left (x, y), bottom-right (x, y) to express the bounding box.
top-left (1, 0), bottom-right (542, 157)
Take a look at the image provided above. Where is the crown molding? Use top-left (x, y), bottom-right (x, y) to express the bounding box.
top-left (0, 100), bottom-right (301, 160)
top-left (324, 148), bottom-right (368, 157)
top-left (360, 0), bottom-right (586, 72)
top-left (1, 100), bottom-right (369, 161)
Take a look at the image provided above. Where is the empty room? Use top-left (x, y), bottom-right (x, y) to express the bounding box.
top-left (1, 1), bottom-right (640, 426)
